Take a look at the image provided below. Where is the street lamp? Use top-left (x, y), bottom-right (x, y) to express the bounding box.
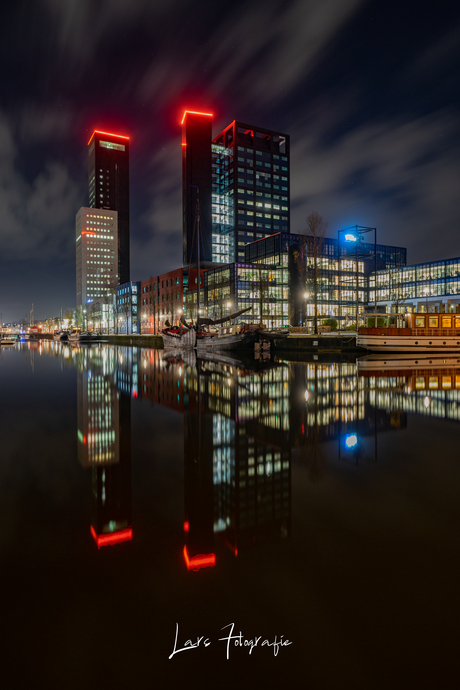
top-left (303, 292), bottom-right (309, 328)
top-left (338, 225), bottom-right (377, 331)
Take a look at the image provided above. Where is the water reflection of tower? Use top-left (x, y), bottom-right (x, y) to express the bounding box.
top-left (76, 346), bottom-right (133, 548)
top-left (183, 358), bottom-right (292, 566)
top-left (183, 360), bottom-right (216, 569)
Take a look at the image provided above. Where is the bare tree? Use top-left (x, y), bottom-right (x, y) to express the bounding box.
top-left (305, 212), bottom-right (328, 334)
top-left (259, 268), bottom-right (270, 327)
top-left (118, 300), bottom-right (130, 333)
top-left (149, 278), bottom-right (157, 334)
top-left (389, 271), bottom-right (407, 326)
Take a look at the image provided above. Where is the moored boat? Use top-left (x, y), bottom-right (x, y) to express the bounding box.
top-left (68, 330), bottom-right (94, 343)
top-left (1, 336), bottom-right (16, 346)
top-left (357, 313), bottom-right (460, 352)
top-left (161, 326), bottom-right (196, 350)
top-left (195, 322), bottom-right (258, 352)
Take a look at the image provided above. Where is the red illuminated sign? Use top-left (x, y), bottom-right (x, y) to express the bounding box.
top-left (183, 545), bottom-right (216, 571)
top-left (180, 111), bottom-right (213, 125)
top-left (90, 525), bottom-right (133, 548)
top-left (88, 130), bottom-right (130, 145)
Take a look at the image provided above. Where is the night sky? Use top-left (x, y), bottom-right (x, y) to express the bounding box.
top-left (1, 0), bottom-right (459, 323)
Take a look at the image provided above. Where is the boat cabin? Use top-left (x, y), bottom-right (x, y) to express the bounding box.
top-left (406, 313), bottom-right (460, 329)
top-left (362, 312), bottom-right (460, 334)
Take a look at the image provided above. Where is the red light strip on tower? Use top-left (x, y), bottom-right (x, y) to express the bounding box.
top-left (180, 111), bottom-right (213, 125)
top-left (87, 130), bottom-right (130, 145)
top-left (183, 545), bottom-right (216, 570)
top-left (90, 525), bottom-right (133, 548)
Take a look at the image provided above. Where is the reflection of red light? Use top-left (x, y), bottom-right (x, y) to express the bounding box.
top-left (301, 424), bottom-right (305, 435)
top-left (91, 525), bottom-right (133, 548)
top-left (132, 390), bottom-right (138, 398)
top-left (83, 435), bottom-right (87, 445)
top-left (183, 521), bottom-right (189, 532)
top-left (88, 130), bottom-right (130, 145)
top-left (183, 545), bottom-right (216, 571)
top-left (181, 111), bottom-right (213, 125)
top-left (82, 231), bottom-right (96, 236)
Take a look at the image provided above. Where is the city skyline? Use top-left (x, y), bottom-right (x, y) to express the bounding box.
top-left (1, 0), bottom-right (459, 322)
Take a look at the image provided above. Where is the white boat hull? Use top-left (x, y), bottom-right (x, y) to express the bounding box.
top-left (162, 328), bottom-right (196, 350)
top-left (358, 353), bottom-right (460, 371)
top-left (357, 333), bottom-right (460, 352)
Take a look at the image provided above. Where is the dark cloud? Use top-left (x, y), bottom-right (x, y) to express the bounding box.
top-left (290, 108), bottom-right (460, 262)
top-left (0, 113), bottom-right (80, 261)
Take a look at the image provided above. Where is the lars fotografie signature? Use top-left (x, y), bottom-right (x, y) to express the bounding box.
top-left (169, 622), bottom-right (293, 660)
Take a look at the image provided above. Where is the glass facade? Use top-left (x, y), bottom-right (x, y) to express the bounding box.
top-left (369, 256), bottom-right (460, 311)
top-left (211, 123), bottom-right (290, 265)
top-left (204, 262), bottom-right (290, 328)
top-left (116, 282), bottom-right (141, 334)
top-left (242, 233), bottom-right (407, 326)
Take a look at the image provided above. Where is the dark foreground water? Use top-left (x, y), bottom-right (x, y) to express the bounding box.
top-left (0, 341), bottom-right (459, 689)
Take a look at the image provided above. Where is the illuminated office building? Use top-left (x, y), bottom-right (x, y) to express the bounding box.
top-left (88, 130), bottom-right (130, 284)
top-left (241, 232), bottom-right (407, 327)
top-left (369, 256), bottom-right (460, 313)
top-left (181, 111), bottom-right (289, 267)
top-left (76, 207), bottom-right (118, 307)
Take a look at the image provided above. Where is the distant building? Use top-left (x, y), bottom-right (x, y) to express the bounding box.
top-left (181, 112), bottom-right (289, 268)
top-left (116, 281), bottom-right (141, 334)
top-left (76, 207), bottom-right (118, 308)
top-left (88, 130), bottom-right (130, 284)
top-left (140, 268), bottom-right (202, 333)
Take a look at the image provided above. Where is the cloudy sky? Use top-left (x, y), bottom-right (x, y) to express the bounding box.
top-left (1, 0), bottom-right (459, 322)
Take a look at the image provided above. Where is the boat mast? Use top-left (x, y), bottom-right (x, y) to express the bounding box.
top-left (196, 190), bottom-right (201, 332)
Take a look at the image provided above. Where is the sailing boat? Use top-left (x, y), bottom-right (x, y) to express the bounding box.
top-left (161, 320), bottom-right (196, 350)
top-left (195, 308), bottom-right (258, 351)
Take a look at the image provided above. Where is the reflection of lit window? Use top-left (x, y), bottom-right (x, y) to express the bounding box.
top-left (428, 377), bottom-right (438, 389)
top-left (344, 434), bottom-right (357, 449)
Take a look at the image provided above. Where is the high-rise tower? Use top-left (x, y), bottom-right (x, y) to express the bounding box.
top-left (76, 207), bottom-right (118, 307)
top-left (88, 130), bottom-right (130, 284)
top-left (212, 121), bottom-right (290, 264)
top-left (181, 114), bottom-right (290, 267)
top-left (181, 111), bottom-right (213, 267)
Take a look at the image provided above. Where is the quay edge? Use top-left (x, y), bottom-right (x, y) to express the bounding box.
top-left (272, 333), bottom-right (367, 354)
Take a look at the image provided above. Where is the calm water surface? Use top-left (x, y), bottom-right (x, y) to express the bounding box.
top-left (0, 341), bottom-right (459, 689)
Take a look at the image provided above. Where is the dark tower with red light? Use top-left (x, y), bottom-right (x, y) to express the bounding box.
top-left (88, 130), bottom-right (130, 285)
top-left (181, 111), bottom-right (213, 267)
